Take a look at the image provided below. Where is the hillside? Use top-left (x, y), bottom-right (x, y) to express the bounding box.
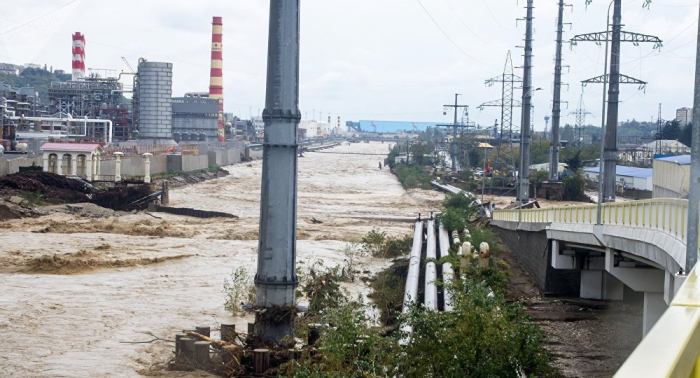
top-left (0, 68), bottom-right (71, 102)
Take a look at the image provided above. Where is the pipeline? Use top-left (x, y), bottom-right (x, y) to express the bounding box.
top-left (438, 223), bottom-right (454, 311)
top-left (424, 218), bottom-right (438, 311)
top-left (401, 219), bottom-right (424, 337)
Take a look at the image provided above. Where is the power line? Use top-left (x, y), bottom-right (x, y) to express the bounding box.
top-left (414, 0), bottom-right (493, 66)
top-left (0, 0), bottom-right (79, 37)
top-left (441, 0), bottom-right (487, 44)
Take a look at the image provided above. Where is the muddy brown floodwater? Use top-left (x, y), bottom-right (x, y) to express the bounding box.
top-left (0, 142), bottom-right (444, 377)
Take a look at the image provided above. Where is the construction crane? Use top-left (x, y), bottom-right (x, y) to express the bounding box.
top-left (121, 57), bottom-right (135, 73)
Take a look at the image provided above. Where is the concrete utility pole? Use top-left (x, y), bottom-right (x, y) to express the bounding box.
top-left (549, 0), bottom-right (566, 182)
top-left (685, 3), bottom-right (700, 275)
top-left (254, 0), bottom-right (301, 344)
top-left (572, 0), bottom-right (661, 203)
top-left (444, 94), bottom-right (468, 172)
top-left (517, 0), bottom-right (535, 204)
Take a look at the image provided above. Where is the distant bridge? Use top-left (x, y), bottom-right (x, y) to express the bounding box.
top-left (491, 199), bottom-right (700, 377)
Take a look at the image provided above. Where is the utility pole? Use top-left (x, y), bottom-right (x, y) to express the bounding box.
top-left (549, 0), bottom-right (568, 182)
top-left (572, 0), bottom-right (661, 202)
top-left (255, 0), bottom-right (300, 344)
top-left (444, 94), bottom-right (469, 172)
top-left (479, 51), bottom-right (523, 172)
top-left (517, 0), bottom-right (535, 204)
top-left (656, 103), bottom-right (663, 155)
top-left (685, 3), bottom-right (700, 275)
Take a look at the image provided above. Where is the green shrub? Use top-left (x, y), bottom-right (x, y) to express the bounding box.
top-left (563, 170), bottom-right (586, 201)
top-left (368, 259), bottom-right (409, 326)
top-left (222, 267), bottom-right (256, 315)
top-left (393, 163), bottom-right (432, 189)
top-left (361, 228), bottom-right (387, 256)
top-left (436, 207), bottom-right (467, 235)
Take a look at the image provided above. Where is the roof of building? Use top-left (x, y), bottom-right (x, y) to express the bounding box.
top-left (583, 166), bottom-right (653, 178)
top-left (655, 154), bottom-right (691, 165)
top-left (641, 139), bottom-right (689, 149)
top-left (358, 120), bottom-right (441, 133)
top-left (41, 142), bottom-right (103, 153)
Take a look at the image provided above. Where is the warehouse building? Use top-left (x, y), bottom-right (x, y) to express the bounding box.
top-left (653, 155), bottom-right (690, 199)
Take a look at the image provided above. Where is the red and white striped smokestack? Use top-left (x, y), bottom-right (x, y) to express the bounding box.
top-left (209, 17), bottom-right (225, 142)
top-left (71, 32), bottom-right (85, 81)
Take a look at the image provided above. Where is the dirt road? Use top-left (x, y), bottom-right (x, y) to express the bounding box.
top-left (0, 142), bottom-right (443, 377)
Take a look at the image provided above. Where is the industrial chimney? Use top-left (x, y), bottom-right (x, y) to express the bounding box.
top-left (209, 17), bottom-right (225, 142)
top-left (71, 32), bottom-right (85, 81)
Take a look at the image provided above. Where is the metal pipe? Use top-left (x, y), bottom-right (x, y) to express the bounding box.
top-left (403, 220), bottom-right (424, 314)
top-left (401, 220), bottom-right (424, 339)
top-left (438, 223), bottom-right (454, 311)
top-left (424, 219), bottom-right (438, 311)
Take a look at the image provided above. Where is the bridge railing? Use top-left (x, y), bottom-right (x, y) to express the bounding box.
top-left (492, 198), bottom-right (690, 244)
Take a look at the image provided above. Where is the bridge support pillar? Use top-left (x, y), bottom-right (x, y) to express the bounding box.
top-left (580, 270), bottom-right (624, 300)
top-left (664, 271), bottom-right (687, 305)
top-left (643, 292), bottom-right (668, 337)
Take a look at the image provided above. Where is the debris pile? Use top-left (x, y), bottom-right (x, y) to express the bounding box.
top-left (92, 186), bottom-right (153, 212)
top-left (0, 171), bottom-right (92, 203)
top-left (0, 171), bottom-right (154, 213)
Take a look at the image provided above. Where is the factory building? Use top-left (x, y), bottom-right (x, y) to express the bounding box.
top-left (47, 78), bottom-right (129, 141)
top-left (171, 94), bottom-right (218, 141)
top-left (133, 60), bottom-right (173, 140)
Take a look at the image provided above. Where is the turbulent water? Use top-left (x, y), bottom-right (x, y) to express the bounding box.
top-left (0, 142), bottom-right (444, 377)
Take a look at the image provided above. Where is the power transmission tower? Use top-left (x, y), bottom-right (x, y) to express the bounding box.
top-left (549, 0), bottom-right (572, 182)
top-left (443, 94), bottom-right (469, 172)
top-left (571, 0), bottom-right (662, 202)
top-left (478, 51), bottom-right (523, 171)
top-left (569, 91), bottom-right (594, 146)
top-left (517, 0), bottom-right (535, 204)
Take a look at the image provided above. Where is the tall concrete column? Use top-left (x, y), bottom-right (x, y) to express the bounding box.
top-left (603, 0), bottom-right (622, 202)
top-left (143, 153), bottom-right (153, 183)
top-left (71, 154), bottom-right (78, 176)
top-left (42, 155), bottom-right (49, 172)
top-left (85, 156), bottom-right (93, 181)
top-left (114, 152), bottom-right (123, 182)
top-left (254, 0), bottom-right (301, 344)
top-left (643, 292), bottom-right (668, 336)
top-left (96, 155), bottom-right (101, 179)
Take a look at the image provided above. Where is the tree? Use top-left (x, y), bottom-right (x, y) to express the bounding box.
top-left (561, 124), bottom-right (575, 143)
top-left (680, 123), bottom-right (693, 148)
top-left (564, 150), bottom-right (583, 171)
top-left (656, 120), bottom-right (682, 141)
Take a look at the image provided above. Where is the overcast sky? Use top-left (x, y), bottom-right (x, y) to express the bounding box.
top-left (0, 0), bottom-right (697, 130)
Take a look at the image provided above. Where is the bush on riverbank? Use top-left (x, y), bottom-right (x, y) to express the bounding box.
top-left (393, 163), bottom-right (432, 189)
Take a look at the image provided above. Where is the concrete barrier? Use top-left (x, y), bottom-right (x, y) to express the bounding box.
top-left (0, 155), bottom-right (43, 177)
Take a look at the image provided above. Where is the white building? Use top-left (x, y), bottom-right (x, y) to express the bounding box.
top-left (583, 166), bottom-right (653, 191)
top-left (676, 107), bottom-right (693, 125)
top-left (618, 140), bottom-right (690, 166)
top-left (653, 155), bottom-right (690, 199)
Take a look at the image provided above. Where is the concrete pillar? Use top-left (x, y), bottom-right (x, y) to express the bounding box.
top-left (92, 155), bottom-right (98, 181)
top-left (114, 152), bottom-right (123, 182)
top-left (143, 153), bottom-right (152, 183)
top-left (71, 154), bottom-right (77, 176)
top-left (42, 155), bottom-right (49, 172)
top-left (57, 155), bottom-right (64, 175)
top-left (643, 292), bottom-right (668, 336)
top-left (96, 155), bottom-right (101, 178)
top-left (580, 270), bottom-right (624, 300)
top-left (85, 156), bottom-right (93, 181)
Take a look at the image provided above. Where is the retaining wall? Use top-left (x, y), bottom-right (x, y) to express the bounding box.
top-left (492, 225), bottom-right (581, 296)
top-left (0, 156), bottom-right (43, 176)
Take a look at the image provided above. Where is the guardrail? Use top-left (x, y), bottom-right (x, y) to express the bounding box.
top-left (492, 198), bottom-right (691, 244)
top-left (493, 199), bottom-right (700, 377)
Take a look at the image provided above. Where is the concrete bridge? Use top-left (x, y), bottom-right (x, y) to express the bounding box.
top-left (491, 199), bottom-right (700, 377)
